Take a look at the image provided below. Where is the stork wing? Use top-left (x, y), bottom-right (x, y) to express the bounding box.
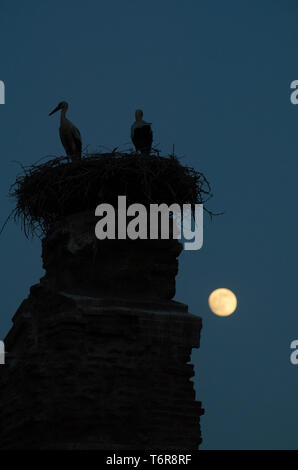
top-left (72, 125), bottom-right (82, 155)
top-left (132, 124), bottom-right (153, 152)
top-left (72, 125), bottom-right (81, 143)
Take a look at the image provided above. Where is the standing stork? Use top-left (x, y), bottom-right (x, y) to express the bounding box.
top-left (131, 109), bottom-right (153, 155)
top-left (49, 101), bottom-right (82, 161)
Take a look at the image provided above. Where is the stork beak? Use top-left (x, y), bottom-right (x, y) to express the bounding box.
top-left (49, 105), bottom-right (60, 116)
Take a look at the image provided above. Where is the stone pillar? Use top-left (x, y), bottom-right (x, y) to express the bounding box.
top-left (0, 212), bottom-right (203, 449)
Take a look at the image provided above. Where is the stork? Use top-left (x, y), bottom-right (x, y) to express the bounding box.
top-left (131, 109), bottom-right (153, 156)
top-left (49, 101), bottom-right (82, 161)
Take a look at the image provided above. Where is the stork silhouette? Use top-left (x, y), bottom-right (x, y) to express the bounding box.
top-left (131, 109), bottom-right (153, 156)
top-left (49, 101), bottom-right (82, 161)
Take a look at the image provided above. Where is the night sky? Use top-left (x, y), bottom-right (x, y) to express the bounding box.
top-left (1, 0), bottom-right (298, 449)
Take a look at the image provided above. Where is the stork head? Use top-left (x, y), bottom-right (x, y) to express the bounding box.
top-left (135, 109), bottom-right (143, 121)
top-left (49, 101), bottom-right (68, 116)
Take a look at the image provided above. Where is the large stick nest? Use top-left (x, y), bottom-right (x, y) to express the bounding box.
top-left (9, 152), bottom-right (215, 237)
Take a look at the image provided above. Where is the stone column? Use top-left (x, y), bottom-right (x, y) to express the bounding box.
top-left (0, 211), bottom-right (203, 449)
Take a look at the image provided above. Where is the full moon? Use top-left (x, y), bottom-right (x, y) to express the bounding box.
top-left (208, 288), bottom-right (237, 317)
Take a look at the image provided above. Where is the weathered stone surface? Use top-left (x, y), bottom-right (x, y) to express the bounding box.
top-left (0, 211), bottom-right (203, 449)
top-left (41, 211), bottom-right (183, 300)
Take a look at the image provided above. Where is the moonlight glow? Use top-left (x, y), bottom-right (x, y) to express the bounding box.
top-left (208, 288), bottom-right (237, 317)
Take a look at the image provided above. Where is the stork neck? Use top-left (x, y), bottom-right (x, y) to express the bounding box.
top-left (60, 108), bottom-right (67, 125)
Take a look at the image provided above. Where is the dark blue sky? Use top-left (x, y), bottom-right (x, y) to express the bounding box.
top-left (1, 0), bottom-right (298, 449)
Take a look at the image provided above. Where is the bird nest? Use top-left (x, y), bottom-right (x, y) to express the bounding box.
top-left (8, 152), bottom-right (216, 237)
